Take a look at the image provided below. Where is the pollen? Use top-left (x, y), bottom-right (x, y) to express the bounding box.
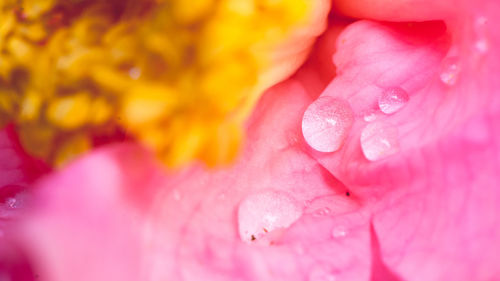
top-left (0, 0), bottom-right (315, 167)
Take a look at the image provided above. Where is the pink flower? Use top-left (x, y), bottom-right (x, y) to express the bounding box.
top-left (2, 0), bottom-right (500, 280)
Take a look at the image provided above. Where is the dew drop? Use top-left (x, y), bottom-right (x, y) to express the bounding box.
top-left (360, 122), bottom-right (400, 161)
top-left (129, 67), bottom-right (141, 80)
top-left (474, 39), bottom-right (489, 54)
top-left (3, 194), bottom-right (23, 209)
top-left (238, 190), bottom-right (302, 244)
top-left (378, 87), bottom-right (409, 114)
top-left (472, 16), bottom-right (489, 55)
top-left (6, 197), bottom-right (18, 209)
top-left (313, 207), bottom-right (331, 217)
top-left (302, 96), bottom-right (354, 153)
top-left (440, 56), bottom-right (460, 86)
top-left (331, 226), bottom-right (347, 238)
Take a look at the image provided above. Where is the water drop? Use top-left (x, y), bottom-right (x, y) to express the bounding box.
top-left (472, 16), bottom-right (489, 55)
top-left (309, 266), bottom-right (337, 281)
top-left (474, 39), bottom-right (489, 54)
top-left (238, 190), bottom-right (302, 244)
top-left (6, 197), bottom-right (17, 208)
top-left (302, 96), bottom-right (354, 153)
top-left (129, 67), bottom-right (141, 80)
top-left (440, 56), bottom-right (460, 86)
top-left (378, 87), bottom-right (409, 114)
top-left (4, 195), bottom-right (22, 209)
top-left (360, 122), bottom-right (400, 161)
top-left (313, 207), bottom-right (331, 217)
top-left (331, 226), bottom-right (347, 238)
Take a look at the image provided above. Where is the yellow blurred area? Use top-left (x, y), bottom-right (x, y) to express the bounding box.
top-left (0, 0), bottom-right (321, 168)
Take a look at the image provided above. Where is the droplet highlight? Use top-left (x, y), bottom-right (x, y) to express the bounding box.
top-left (313, 207), bottom-right (331, 217)
top-left (440, 56), bottom-right (460, 86)
top-left (363, 111), bottom-right (377, 122)
top-left (302, 96), bottom-right (354, 153)
top-left (331, 226), bottom-right (347, 238)
top-left (238, 190), bottom-right (302, 244)
top-left (360, 122), bottom-right (400, 161)
top-left (378, 87), bottom-right (409, 114)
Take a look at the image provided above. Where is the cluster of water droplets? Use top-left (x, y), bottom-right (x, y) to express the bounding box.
top-left (473, 16), bottom-right (490, 55)
top-left (301, 85), bottom-right (407, 162)
top-left (440, 55), bottom-right (461, 86)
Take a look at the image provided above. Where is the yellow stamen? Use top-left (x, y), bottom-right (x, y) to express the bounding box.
top-left (0, 0), bottom-right (326, 168)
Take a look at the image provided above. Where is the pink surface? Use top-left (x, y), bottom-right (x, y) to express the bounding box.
top-left (1, 0), bottom-right (500, 280)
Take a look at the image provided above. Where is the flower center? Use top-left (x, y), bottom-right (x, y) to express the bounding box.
top-left (0, 0), bottom-right (313, 167)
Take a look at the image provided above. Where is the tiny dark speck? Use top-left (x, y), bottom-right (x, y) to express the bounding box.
top-left (251, 235), bottom-right (256, 241)
top-left (345, 191), bottom-right (351, 197)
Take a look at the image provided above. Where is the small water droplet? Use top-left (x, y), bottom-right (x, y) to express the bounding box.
top-left (238, 190), bottom-right (302, 244)
top-left (129, 67), bottom-right (141, 80)
top-left (475, 16), bottom-right (488, 27)
top-left (474, 39), bottom-right (489, 54)
top-left (331, 226), bottom-right (347, 238)
top-left (472, 16), bottom-right (489, 55)
top-left (378, 87), bottom-right (409, 114)
top-left (4, 195), bottom-right (22, 209)
top-left (313, 207), bottom-right (331, 217)
top-left (172, 189), bottom-right (181, 201)
top-left (363, 111), bottom-right (377, 122)
top-left (360, 122), bottom-right (400, 161)
top-left (309, 266), bottom-right (337, 281)
top-left (440, 56), bottom-right (460, 86)
top-left (6, 197), bottom-right (17, 208)
top-left (302, 96), bottom-right (354, 153)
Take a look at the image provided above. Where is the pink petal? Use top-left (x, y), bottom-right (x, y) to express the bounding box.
top-left (7, 0), bottom-right (500, 280)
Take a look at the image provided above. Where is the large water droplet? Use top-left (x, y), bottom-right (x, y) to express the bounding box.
top-left (302, 96), bottom-right (354, 153)
top-left (440, 56), bottom-right (460, 86)
top-left (378, 87), bottom-right (409, 114)
top-left (238, 190), bottom-right (302, 244)
top-left (360, 122), bottom-right (400, 161)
